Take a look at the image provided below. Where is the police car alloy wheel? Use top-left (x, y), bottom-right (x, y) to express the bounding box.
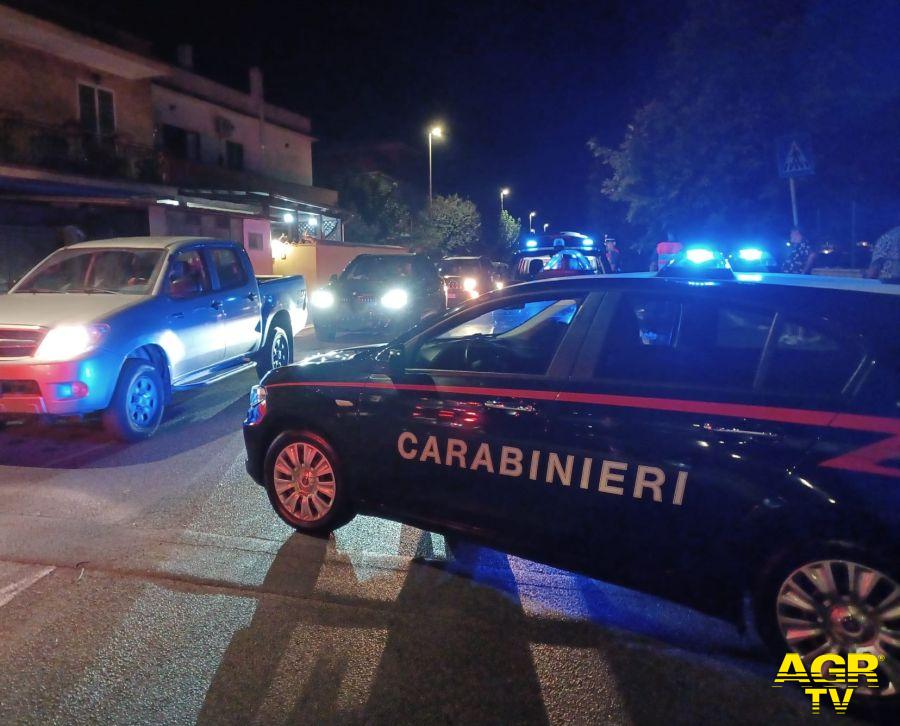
top-left (773, 558), bottom-right (900, 697)
top-left (264, 431), bottom-right (349, 532)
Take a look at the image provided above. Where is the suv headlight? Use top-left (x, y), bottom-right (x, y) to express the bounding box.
top-left (381, 288), bottom-right (408, 309)
top-left (34, 324), bottom-right (109, 362)
top-left (311, 289), bottom-right (335, 308)
top-left (462, 277), bottom-right (477, 292)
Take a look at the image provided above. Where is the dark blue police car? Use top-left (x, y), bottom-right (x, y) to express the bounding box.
top-left (244, 259), bottom-right (900, 698)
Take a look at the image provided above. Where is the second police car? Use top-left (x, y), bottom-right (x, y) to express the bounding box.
top-left (244, 253), bottom-right (900, 698)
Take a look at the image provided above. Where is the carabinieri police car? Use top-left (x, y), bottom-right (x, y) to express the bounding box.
top-left (243, 252), bottom-right (900, 698)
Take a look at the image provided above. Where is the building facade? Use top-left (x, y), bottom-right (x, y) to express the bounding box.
top-left (0, 3), bottom-right (342, 286)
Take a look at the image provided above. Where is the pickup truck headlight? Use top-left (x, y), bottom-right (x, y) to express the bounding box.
top-left (34, 324), bottom-right (109, 362)
top-left (381, 288), bottom-right (408, 309)
top-left (462, 277), bottom-right (478, 292)
top-left (310, 289), bottom-right (335, 309)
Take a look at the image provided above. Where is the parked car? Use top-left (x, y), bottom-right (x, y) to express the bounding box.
top-left (438, 255), bottom-right (499, 306)
top-left (310, 253), bottom-right (445, 342)
top-left (536, 249), bottom-right (597, 279)
top-left (244, 264), bottom-right (900, 700)
top-left (0, 236), bottom-right (306, 440)
top-left (512, 231), bottom-right (611, 281)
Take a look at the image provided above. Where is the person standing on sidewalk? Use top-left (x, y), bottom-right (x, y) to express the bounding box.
top-left (782, 228), bottom-right (817, 274)
top-left (866, 224), bottom-right (900, 283)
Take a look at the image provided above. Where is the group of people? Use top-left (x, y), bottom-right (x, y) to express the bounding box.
top-left (624, 225), bottom-right (900, 281)
top-left (784, 224), bottom-right (900, 281)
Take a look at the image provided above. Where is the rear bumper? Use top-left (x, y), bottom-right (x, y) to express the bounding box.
top-left (0, 350), bottom-right (121, 416)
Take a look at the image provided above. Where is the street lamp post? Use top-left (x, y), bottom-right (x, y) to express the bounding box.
top-left (543, 222), bottom-right (550, 232)
top-left (529, 211), bottom-right (536, 232)
top-left (428, 126), bottom-right (443, 203)
top-left (500, 187), bottom-right (510, 214)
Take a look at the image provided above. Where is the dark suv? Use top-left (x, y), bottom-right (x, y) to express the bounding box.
top-left (309, 254), bottom-right (446, 342)
top-left (245, 267), bottom-right (900, 700)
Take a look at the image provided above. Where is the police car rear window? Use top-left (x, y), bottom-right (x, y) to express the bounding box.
top-left (597, 295), bottom-right (773, 390)
top-left (762, 320), bottom-right (862, 397)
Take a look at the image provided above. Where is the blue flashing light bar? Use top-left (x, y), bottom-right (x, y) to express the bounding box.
top-left (685, 248), bottom-right (715, 264)
top-left (525, 239), bottom-right (538, 249)
top-left (582, 238), bottom-right (594, 248)
top-left (737, 247), bottom-right (763, 262)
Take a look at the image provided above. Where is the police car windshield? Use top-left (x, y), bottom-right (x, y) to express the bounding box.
top-left (438, 299), bottom-right (577, 340)
top-left (343, 256), bottom-right (414, 281)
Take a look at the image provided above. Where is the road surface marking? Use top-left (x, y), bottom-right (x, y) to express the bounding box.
top-left (0, 565), bottom-right (54, 608)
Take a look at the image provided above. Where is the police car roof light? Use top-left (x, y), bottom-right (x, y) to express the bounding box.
top-left (525, 239), bottom-right (538, 249)
top-left (738, 247), bottom-right (764, 262)
top-left (685, 248), bottom-right (715, 264)
top-left (657, 247), bottom-right (735, 280)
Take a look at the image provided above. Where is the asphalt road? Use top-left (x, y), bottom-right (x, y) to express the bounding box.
top-left (0, 329), bottom-right (864, 725)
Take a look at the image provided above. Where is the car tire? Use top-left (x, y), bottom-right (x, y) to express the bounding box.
top-left (102, 359), bottom-right (165, 442)
top-left (264, 430), bottom-right (353, 534)
top-left (257, 323), bottom-right (293, 377)
top-left (753, 545), bottom-right (900, 702)
top-left (315, 325), bottom-right (336, 343)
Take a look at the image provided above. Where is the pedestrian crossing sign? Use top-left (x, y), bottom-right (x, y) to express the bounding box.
top-left (777, 134), bottom-right (815, 178)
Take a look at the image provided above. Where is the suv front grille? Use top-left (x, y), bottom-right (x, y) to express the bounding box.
top-left (0, 328), bottom-right (45, 358)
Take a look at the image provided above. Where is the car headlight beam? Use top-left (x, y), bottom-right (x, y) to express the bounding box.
top-left (381, 288), bottom-right (408, 309)
top-left (462, 277), bottom-right (477, 292)
top-left (311, 289), bottom-right (335, 308)
top-left (34, 324), bottom-right (109, 362)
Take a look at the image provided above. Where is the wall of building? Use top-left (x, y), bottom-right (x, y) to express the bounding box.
top-left (151, 84), bottom-right (313, 186)
top-left (273, 241), bottom-right (409, 288)
top-left (0, 42), bottom-right (154, 145)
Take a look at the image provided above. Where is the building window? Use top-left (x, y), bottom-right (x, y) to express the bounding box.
top-left (78, 83), bottom-right (115, 137)
top-left (160, 124), bottom-right (201, 161)
top-left (247, 232), bottom-right (263, 250)
top-left (225, 141), bottom-right (244, 171)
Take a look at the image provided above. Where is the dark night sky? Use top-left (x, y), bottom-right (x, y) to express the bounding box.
top-left (58, 0), bottom-right (684, 232)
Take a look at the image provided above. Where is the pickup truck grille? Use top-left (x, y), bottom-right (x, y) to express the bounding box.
top-left (0, 328), bottom-right (45, 358)
top-left (446, 278), bottom-right (461, 290)
top-left (0, 380), bottom-right (40, 395)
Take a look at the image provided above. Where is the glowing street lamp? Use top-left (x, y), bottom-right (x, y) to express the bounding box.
top-left (428, 125), bottom-right (443, 203)
top-left (500, 187), bottom-right (510, 214)
top-left (528, 211), bottom-right (536, 232)
top-left (543, 222), bottom-right (550, 232)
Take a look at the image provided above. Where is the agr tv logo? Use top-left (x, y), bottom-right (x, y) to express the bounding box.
top-left (773, 653), bottom-right (882, 714)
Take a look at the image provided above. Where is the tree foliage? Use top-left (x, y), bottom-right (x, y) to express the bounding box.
top-left (417, 194), bottom-right (482, 255)
top-left (337, 171), bottom-right (412, 245)
top-left (497, 209), bottom-right (522, 253)
top-left (593, 0), bottom-right (900, 250)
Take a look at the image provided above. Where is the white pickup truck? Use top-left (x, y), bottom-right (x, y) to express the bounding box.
top-left (0, 236), bottom-right (306, 440)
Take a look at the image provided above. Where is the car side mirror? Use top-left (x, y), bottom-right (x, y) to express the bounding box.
top-left (385, 345), bottom-right (405, 375)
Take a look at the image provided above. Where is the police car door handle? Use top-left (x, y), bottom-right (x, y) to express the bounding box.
top-left (484, 399), bottom-right (537, 414)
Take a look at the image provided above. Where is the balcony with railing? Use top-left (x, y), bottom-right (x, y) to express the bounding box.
top-left (0, 112), bottom-right (162, 184)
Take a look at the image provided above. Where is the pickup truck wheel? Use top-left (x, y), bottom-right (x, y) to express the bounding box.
top-left (102, 360), bottom-right (165, 442)
top-left (264, 431), bottom-right (353, 534)
top-left (257, 324), bottom-right (293, 377)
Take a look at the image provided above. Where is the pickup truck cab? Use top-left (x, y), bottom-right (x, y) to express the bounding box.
top-left (0, 236), bottom-right (306, 440)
